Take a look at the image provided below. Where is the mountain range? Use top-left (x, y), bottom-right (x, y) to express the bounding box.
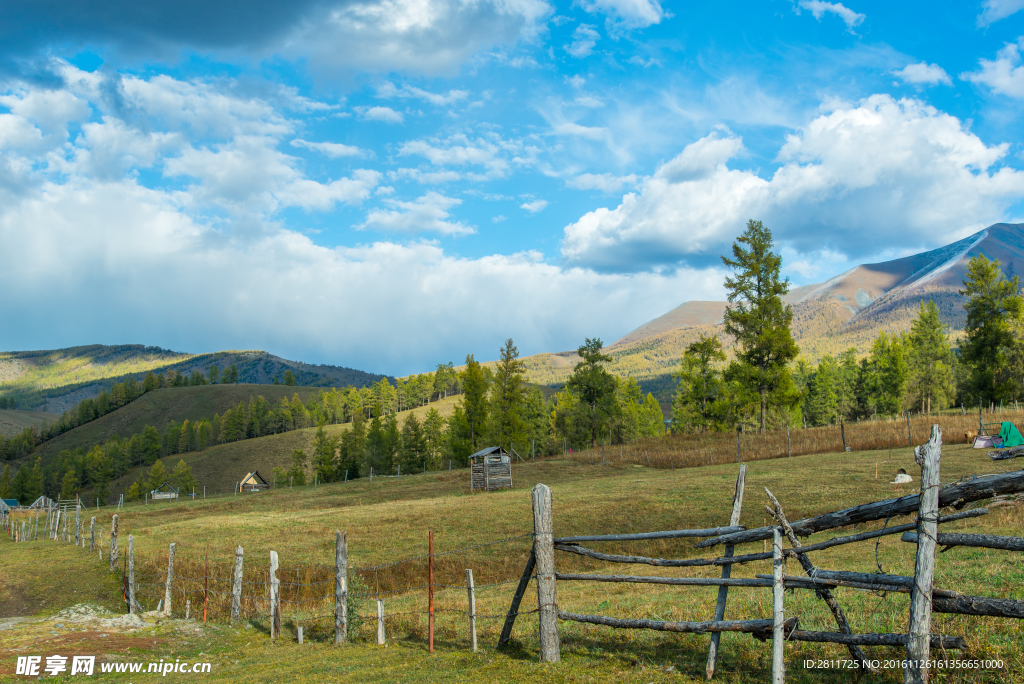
top-left (513, 222), bottom-right (1024, 404)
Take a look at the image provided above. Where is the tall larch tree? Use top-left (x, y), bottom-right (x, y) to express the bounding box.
top-left (721, 220), bottom-right (799, 432)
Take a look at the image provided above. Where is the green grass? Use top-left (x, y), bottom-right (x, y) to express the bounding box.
top-left (3, 441), bottom-right (1022, 682)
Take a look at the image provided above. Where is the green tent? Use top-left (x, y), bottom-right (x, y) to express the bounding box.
top-left (999, 421), bottom-right (1024, 448)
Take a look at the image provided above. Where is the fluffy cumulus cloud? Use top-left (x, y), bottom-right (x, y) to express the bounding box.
top-left (893, 62), bottom-right (951, 86)
top-left (291, 138), bottom-right (365, 157)
top-left (561, 95), bottom-right (1024, 271)
top-left (963, 39), bottom-right (1024, 99)
top-left (0, 177), bottom-right (722, 372)
top-left (565, 25), bottom-right (601, 58)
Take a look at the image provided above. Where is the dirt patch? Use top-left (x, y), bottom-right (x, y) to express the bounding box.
top-left (0, 582), bottom-right (35, 619)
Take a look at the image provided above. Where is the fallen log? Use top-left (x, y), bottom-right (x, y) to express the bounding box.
top-left (782, 631), bottom-right (965, 650)
top-left (990, 446), bottom-right (1024, 460)
top-left (696, 470), bottom-right (1024, 549)
top-left (554, 526), bottom-right (744, 543)
top-left (901, 531), bottom-right (1024, 552)
top-left (555, 572), bottom-right (772, 588)
top-left (557, 610), bottom-right (797, 636)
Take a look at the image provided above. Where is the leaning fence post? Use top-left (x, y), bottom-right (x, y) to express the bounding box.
top-left (466, 568), bottom-right (477, 652)
top-left (164, 543), bottom-right (176, 616)
top-left (75, 501), bottom-right (81, 546)
top-left (906, 425), bottom-right (941, 684)
top-left (772, 526), bottom-right (785, 684)
top-left (109, 514), bottom-right (119, 572)
top-left (128, 535), bottom-right (137, 614)
top-left (231, 546), bottom-right (244, 623)
top-left (532, 483), bottom-right (560, 663)
top-left (706, 463), bottom-right (746, 679)
top-left (376, 599), bottom-right (386, 645)
top-left (335, 531), bottom-right (347, 643)
top-left (269, 551), bottom-right (281, 640)
top-left (89, 517), bottom-right (96, 552)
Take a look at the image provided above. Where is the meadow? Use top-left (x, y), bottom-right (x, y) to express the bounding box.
top-left (3, 431), bottom-right (1022, 682)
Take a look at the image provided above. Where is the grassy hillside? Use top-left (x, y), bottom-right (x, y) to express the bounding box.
top-left (105, 395), bottom-right (461, 496)
top-left (3, 439), bottom-right (1020, 682)
top-left (0, 345), bottom-right (389, 412)
top-left (28, 384), bottom-right (325, 466)
top-left (0, 409), bottom-right (60, 438)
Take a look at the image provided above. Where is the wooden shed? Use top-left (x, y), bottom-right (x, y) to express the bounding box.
top-left (0, 498), bottom-right (17, 513)
top-left (151, 482), bottom-right (179, 501)
top-left (28, 495), bottom-right (55, 510)
top-left (239, 470), bottom-right (270, 492)
top-left (469, 446), bottom-right (512, 491)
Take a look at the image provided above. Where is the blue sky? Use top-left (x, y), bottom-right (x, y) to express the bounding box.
top-left (2, 0), bottom-right (1024, 374)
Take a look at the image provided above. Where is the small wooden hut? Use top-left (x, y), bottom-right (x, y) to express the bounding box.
top-left (0, 498), bottom-right (17, 513)
top-left (151, 482), bottom-right (179, 501)
top-left (239, 471), bottom-right (270, 492)
top-left (28, 495), bottom-right (55, 510)
top-left (469, 446), bottom-right (512, 491)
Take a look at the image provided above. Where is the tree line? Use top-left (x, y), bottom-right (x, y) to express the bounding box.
top-left (672, 220), bottom-right (1024, 432)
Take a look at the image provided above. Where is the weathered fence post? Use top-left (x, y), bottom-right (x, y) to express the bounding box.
top-left (466, 568), bottom-right (477, 652)
top-left (532, 483), bottom-right (560, 662)
top-left (185, 599), bottom-right (191, 620)
top-left (706, 464), bottom-right (746, 679)
top-left (428, 529), bottom-right (435, 653)
top-left (128, 535), bottom-right (137, 614)
top-left (62, 507), bottom-right (68, 542)
top-left (89, 517), bottom-right (95, 552)
top-left (109, 515), bottom-right (119, 572)
top-left (75, 500), bottom-right (81, 546)
top-left (231, 546), bottom-right (244, 623)
top-left (164, 543), bottom-right (176, 617)
top-left (906, 425), bottom-right (941, 684)
top-left (269, 551), bottom-right (281, 640)
top-left (906, 411), bottom-right (913, 446)
top-left (736, 427), bottom-right (741, 463)
top-left (787, 423), bottom-right (791, 458)
top-left (377, 599), bottom-right (386, 645)
top-left (335, 531), bottom-right (347, 643)
top-left (766, 488), bottom-right (872, 671)
top-left (772, 526), bottom-right (785, 684)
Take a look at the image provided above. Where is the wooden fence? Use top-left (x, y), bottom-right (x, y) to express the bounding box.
top-left (501, 425), bottom-right (1024, 683)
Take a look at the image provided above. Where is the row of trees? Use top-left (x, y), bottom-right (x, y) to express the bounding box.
top-left (672, 220), bottom-right (1024, 432)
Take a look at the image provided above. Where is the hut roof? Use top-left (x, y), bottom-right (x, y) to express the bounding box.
top-left (241, 471), bottom-right (269, 486)
top-left (151, 482), bottom-right (179, 494)
top-left (469, 446), bottom-right (506, 459)
top-left (1, 498), bottom-right (17, 511)
top-left (28, 495), bottom-right (55, 509)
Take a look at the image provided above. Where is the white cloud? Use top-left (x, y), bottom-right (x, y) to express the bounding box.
top-left (797, 1), bottom-right (865, 32)
top-left (576, 0), bottom-right (667, 30)
top-left (389, 167), bottom-right (464, 184)
top-left (376, 82), bottom-right (470, 106)
top-left (978, 0), bottom-right (1024, 26)
top-left (566, 25), bottom-right (600, 58)
top-left (0, 174), bottom-right (729, 374)
top-left (360, 191), bottom-right (474, 235)
top-left (963, 39), bottom-right (1024, 99)
top-left (562, 94), bottom-right (1024, 271)
top-left (892, 62), bottom-right (952, 86)
top-left (288, 0), bottom-right (554, 77)
top-left (521, 199), bottom-right (548, 213)
top-left (567, 172), bottom-right (639, 192)
top-left (355, 106), bottom-right (405, 123)
top-left (291, 139), bottom-right (366, 158)
top-left (397, 133), bottom-right (537, 179)
top-left (551, 122), bottom-right (608, 139)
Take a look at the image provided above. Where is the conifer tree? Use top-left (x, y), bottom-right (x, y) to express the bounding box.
top-left (565, 338), bottom-right (617, 448)
top-left (672, 334), bottom-right (726, 433)
top-left (721, 220), bottom-right (799, 432)
top-left (459, 355), bottom-right (490, 452)
top-left (170, 459), bottom-right (197, 494)
top-left (490, 338), bottom-right (527, 453)
top-left (960, 255), bottom-right (1023, 402)
top-left (907, 300), bottom-right (954, 413)
top-left (147, 459), bottom-right (167, 492)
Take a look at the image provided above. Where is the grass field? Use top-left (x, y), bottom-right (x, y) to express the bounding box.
top-left (0, 409), bottom-right (60, 438)
top-left (3, 428), bottom-right (1022, 682)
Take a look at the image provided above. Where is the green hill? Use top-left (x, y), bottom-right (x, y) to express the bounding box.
top-left (0, 409), bottom-right (61, 438)
top-left (105, 395), bottom-right (461, 497)
top-left (0, 345), bottom-right (389, 412)
top-left (28, 384), bottom-right (324, 466)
